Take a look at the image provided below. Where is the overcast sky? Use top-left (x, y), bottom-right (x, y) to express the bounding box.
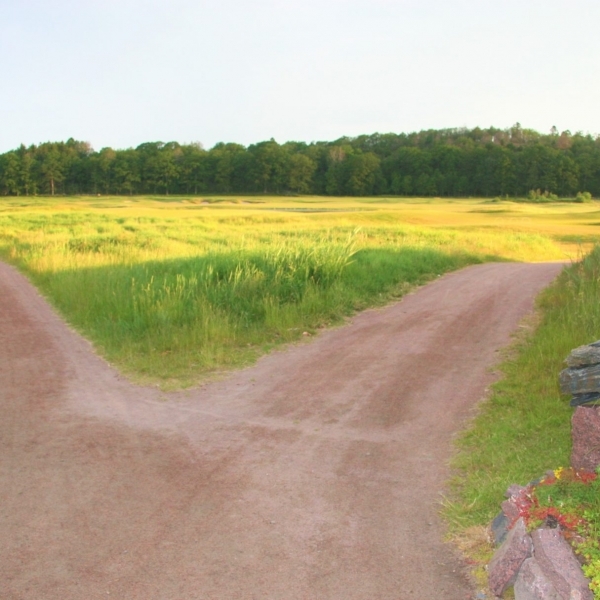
top-left (1, 0), bottom-right (599, 153)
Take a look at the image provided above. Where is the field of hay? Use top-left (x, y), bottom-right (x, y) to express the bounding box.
top-left (1, 195), bottom-right (598, 387)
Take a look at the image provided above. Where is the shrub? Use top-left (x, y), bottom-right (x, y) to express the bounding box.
top-left (527, 189), bottom-right (559, 202)
top-left (575, 191), bottom-right (593, 203)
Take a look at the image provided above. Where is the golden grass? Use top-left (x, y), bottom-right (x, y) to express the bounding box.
top-left (1, 195), bottom-right (598, 386)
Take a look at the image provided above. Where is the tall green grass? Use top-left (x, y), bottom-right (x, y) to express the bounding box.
top-left (446, 246), bottom-right (600, 529)
top-left (25, 243), bottom-right (478, 385)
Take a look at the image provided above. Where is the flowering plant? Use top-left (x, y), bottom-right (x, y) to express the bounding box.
top-left (507, 467), bottom-right (600, 596)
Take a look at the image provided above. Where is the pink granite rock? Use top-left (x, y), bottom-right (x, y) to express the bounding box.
top-left (502, 498), bottom-right (521, 524)
top-left (506, 484), bottom-right (527, 499)
top-left (571, 406), bottom-right (600, 471)
top-left (531, 528), bottom-right (593, 600)
top-left (488, 518), bottom-right (533, 596)
top-left (514, 558), bottom-right (561, 600)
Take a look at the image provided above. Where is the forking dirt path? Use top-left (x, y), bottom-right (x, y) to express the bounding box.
top-left (0, 260), bottom-right (565, 600)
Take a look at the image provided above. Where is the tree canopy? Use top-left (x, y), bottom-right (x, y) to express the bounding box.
top-left (1, 126), bottom-right (599, 197)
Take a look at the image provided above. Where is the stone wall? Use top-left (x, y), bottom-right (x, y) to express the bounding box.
top-left (486, 341), bottom-right (600, 600)
top-left (488, 482), bottom-right (593, 599)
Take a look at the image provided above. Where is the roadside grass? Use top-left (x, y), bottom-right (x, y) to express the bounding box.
top-left (444, 245), bottom-right (600, 595)
top-left (0, 195), bottom-right (598, 387)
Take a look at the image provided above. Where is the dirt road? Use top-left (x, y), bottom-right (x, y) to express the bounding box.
top-left (0, 261), bottom-right (564, 600)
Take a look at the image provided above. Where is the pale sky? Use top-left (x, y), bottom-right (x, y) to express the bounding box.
top-left (1, 0), bottom-right (599, 153)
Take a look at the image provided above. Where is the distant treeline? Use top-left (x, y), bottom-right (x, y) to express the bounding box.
top-left (1, 124), bottom-right (599, 198)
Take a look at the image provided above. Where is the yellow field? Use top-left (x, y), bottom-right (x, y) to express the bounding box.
top-left (3, 195), bottom-right (599, 263)
top-left (1, 195), bottom-right (598, 387)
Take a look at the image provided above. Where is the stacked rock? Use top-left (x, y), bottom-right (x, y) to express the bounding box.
top-left (488, 485), bottom-right (593, 600)
top-left (486, 343), bottom-right (600, 598)
top-left (559, 341), bottom-right (600, 471)
top-left (559, 341), bottom-right (600, 407)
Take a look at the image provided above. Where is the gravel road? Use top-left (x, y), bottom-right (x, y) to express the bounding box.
top-left (0, 260), bottom-right (564, 599)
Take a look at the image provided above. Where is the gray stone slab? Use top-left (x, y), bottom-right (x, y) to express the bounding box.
top-left (566, 343), bottom-right (600, 368)
top-left (492, 511), bottom-right (509, 546)
top-left (531, 528), bottom-right (593, 600)
top-left (570, 392), bottom-right (600, 407)
top-left (514, 558), bottom-right (561, 600)
top-left (489, 518), bottom-right (533, 596)
top-left (559, 364), bottom-right (600, 396)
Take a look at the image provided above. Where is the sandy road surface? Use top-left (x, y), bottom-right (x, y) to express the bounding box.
top-left (0, 261), bottom-right (564, 600)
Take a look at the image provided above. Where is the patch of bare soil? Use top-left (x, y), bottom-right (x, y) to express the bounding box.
top-left (0, 261), bottom-right (564, 599)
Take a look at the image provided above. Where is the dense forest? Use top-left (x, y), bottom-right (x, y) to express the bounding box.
top-left (1, 124), bottom-right (599, 198)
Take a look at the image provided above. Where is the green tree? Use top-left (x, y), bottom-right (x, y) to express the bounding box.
top-left (39, 145), bottom-right (65, 195)
top-left (91, 148), bottom-right (116, 194)
top-left (344, 152), bottom-right (383, 196)
top-left (520, 145), bottom-right (559, 194)
top-left (17, 145), bottom-right (36, 195)
top-left (154, 143), bottom-right (182, 194)
top-left (247, 139), bottom-right (289, 193)
top-left (181, 144), bottom-right (208, 194)
top-left (208, 143), bottom-right (246, 192)
top-left (113, 149), bottom-right (140, 195)
top-left (325, 145), bottom-right (350, 195)
top-left (1, 152), bottom-right (20, 195)
top-left (555, 154), bottom-right (579, 197)
top-left (288, 154), bottom-right (316, 193)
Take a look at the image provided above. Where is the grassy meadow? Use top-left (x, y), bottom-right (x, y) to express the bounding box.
top-left (1, 194), bottom-right (599, 387)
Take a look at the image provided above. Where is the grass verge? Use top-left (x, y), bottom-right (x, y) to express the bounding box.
top-left (444, 245), bottom-right (600, 596)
